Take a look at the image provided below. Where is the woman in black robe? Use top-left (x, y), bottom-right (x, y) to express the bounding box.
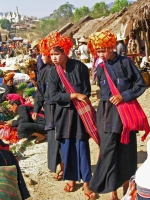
top-left (87, 31), bottom-right (146, 200)
top-left (48, 32), bottom-right (95, 199)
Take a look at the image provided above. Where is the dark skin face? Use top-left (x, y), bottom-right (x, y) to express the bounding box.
top-left (8, 103), bottom-right (18, 114)
top-left (6, 79), bottom-right (14, 87)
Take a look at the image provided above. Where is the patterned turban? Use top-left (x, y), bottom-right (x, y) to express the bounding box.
top-left (47, 32), bottom-right (73, 55)
top-left (3, 72), bottom-right (15, 84)
top-left (88, 30), bottom-right (117, 56)
top-left (38, 37), bottom-right (50, 56)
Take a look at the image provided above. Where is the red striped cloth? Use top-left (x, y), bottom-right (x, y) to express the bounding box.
top-left (100, 62), bottom-right (150, 144)
top-left (55, 65), bottom-right (100, 145)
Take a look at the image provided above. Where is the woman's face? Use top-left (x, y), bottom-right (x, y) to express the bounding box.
top-left (96, 48), bottom-right (115, 61)
top-left (8, 103), bottom-right (18, 113)
top-left (7, 79), bottom-right (13, 86)
top-left (50, 49), bottom-right (66, 66)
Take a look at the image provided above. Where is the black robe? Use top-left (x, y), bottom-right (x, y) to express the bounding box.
top-left (48, 59), bottom-right (91, 141)
top-left (89, 54), bottom-right (147, 193)
top-left (34, 65), bottom-right (60, 173)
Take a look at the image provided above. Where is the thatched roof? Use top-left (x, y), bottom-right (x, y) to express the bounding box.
top-left (74, 0), bottom-right (150, 38)
top-left (58, 22), bottom-right (74, 35)
top-left (103, 0), bottom-right (150, 35)
top-left (73, 8), bottom-right (127, 38)
top-left (0, 25), bottom-right (10, 42)
top-left (63, 15), bottom-right (93, 37)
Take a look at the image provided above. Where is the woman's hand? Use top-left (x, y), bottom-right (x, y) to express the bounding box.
top-left (70, 93), bottom-right (90, 103)
top-left (109, 94), bottom-right (123, 105)
top-left (32, 112), bottom-right (38, 120)
top-left (5, 121), bottom-right (12, 127)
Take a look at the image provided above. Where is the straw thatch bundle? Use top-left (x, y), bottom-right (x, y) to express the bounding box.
top-left (63, 15), bottom-right (93, 37)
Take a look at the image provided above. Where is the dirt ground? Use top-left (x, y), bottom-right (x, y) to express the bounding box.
top-left (18, 85), bottom-right (150, 200)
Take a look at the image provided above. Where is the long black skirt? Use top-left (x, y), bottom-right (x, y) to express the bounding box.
top-left (89, 131), bottom-right (137, 193)
top-left (47, 129), bottom-right (61, 173)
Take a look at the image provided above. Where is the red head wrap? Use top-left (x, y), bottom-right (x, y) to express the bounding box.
top-left (47, 32), bottom-right (73, 55)
top-left (3, 72), bottom-right (15, 84)
top-left (38, 38), bottom-right (50, 56)
top-left (6, 94), bottom-right (25, 105)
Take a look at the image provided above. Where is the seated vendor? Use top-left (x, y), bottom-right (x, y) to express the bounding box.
top-left (5, 94), bottom-right (47, 144)
top-left (0, 72), bottom-right (16, 103)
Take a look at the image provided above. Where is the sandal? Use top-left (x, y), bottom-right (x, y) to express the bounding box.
top-left (64, 182), bottom-right (75, 192)
top-left (85, 191), bottom-right (96, 200)
top-left (53, 170), bottom-right (63, 181)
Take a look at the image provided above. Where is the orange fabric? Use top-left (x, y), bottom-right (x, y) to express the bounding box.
top-left (29, 71), bottom-right (35, 80)
top-left (38, 38), bottom-right (50, 56)
top-left (88, 30), bottom-right (117, 56)
top-left (47, 32), bottom-right (73, 55)
top-left (3, 72), bottom-right (15, 84)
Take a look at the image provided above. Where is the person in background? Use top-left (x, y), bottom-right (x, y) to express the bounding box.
top-left (27, 71), bottom-right (37, 98)
top-left (0, 69), bottom-right (3, 86)
top-left (87, 30), bottom-right (146, 200)
top-left (5, 94), bottom-right (47, 144)
top-left (78, 37), bottom-right (90, 63)
top-left (116, 34), bottom-right (126, 56)
top-left (0, 42), bottom-right (8, 59)
top-left (0, 72), bottom-right (16, 103)
top-left (33, 45), bottom-right (47, 78)
top-left (140, 55), bottom-right (150, 68)
top-left (127, 31), bottom-right (140, 54)
top-left (69, 45), bottom-right (78, 59)
top-left (91, 55), bottom-right (103, 85)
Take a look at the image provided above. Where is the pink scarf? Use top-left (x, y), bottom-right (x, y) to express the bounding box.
top-left (55, 65), bottom-right (100, 145)
top-left (101, 62), bottom-right (150, 144)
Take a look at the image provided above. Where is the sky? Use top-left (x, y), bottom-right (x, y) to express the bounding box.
top-left (0, 0), bottom-right (114, 18)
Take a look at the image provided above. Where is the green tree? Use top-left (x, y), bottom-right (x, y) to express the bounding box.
top-left (73, 6), bottom-right (91, 22)
top-left (50, 2), bottom-right (75, 26)
top-left (39, 18), bottom-right (58, 37)
top-left (110, 0), bottom-right (129, 14)
top-left (0, 19), bottom-right (11, 31)
top-left (91, 2), bottom-right (109, 18)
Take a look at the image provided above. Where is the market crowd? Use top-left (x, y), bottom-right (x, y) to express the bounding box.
top-left (0, 30), bottom-right (150, 200)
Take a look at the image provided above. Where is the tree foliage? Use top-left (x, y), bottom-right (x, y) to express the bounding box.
top-left (0, 19), bottom-right (12, 31)
top-left (38, 1), bottom-right (132, 37)
top-left (39, 18), bottom-right (58, 37)
top-left (74, 6), bottom-right (90, 22)
top-left (91, 2), bottom-right (109, 18)
top-left (110, 0), bottom-right (129, 13)
top-left (50, 2), bottom-right (74, 24)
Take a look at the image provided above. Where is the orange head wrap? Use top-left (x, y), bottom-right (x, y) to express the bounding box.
top-left (88, 30), bottom-right (117, 56)
top-left (3, 72), bottom-right (15, 84)
top-left (47, 32), bottom-right (73, 55)
top-left (29, 72), bottom-right (36, 80)
top-left (38, 37), bottom-right (50, 56)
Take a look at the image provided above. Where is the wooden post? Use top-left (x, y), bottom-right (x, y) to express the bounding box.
top-left (141, 21), bottom-right (149, 61)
